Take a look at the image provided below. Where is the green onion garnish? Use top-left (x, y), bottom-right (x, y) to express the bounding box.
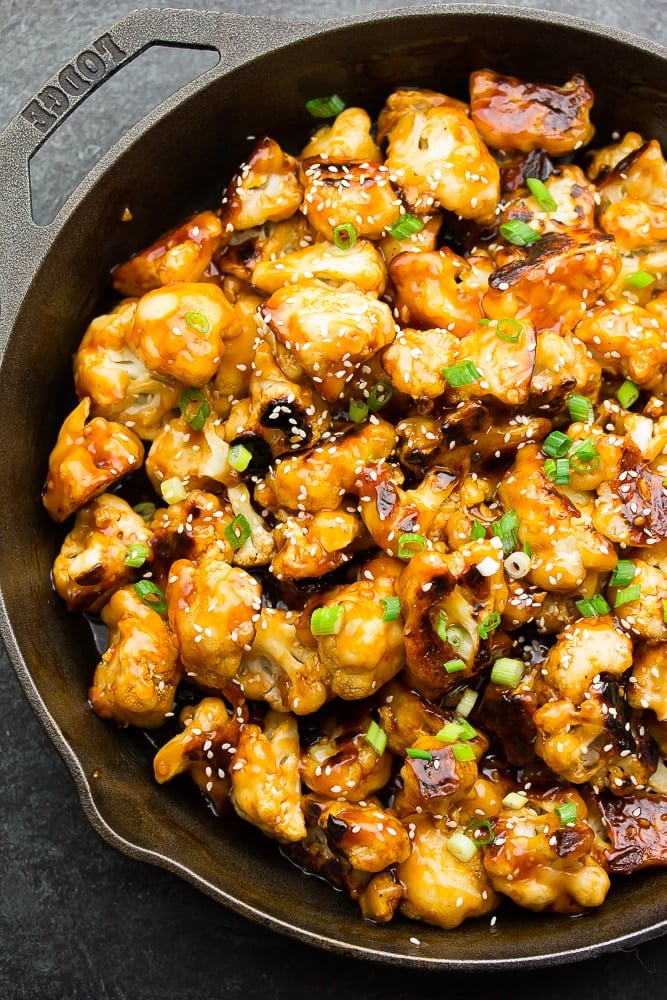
top-left (610, 559), bottom-right (635, 588)
top-left (491, 509), bottom-right (520, 556)
top-left (444, 659), bottom-right (467, 674)
top-left (625, 270), bottom-right (656, 289)
top-left (380, 596), bottom-right (401, 622)
top-left (465, 818), bottom-right (495, 845)
top-left (436, 719), bottom-right (478, 743)
top-left (499, 219), bottom-right (541, 246)
top-left (133, 580), bottom-right (167, 614)
top-left (406, 747), bottom-right (433, 761)
top-left (387, 213), bottom-right (424, 240)
top-left (311, 604), bottom-right (346, 636)
top-left (446, 624), bottom-right (466, 649)
top-left (663, 599), bottom-right (667, 623)
top-left (526, 176), bottom-right (558, 212)
top-left (555, 801), bottom-right (577, 825)
top-left (616, 379), bottom-right (640, 409)
top-left (452, 743), bottom-right (476, 762)
top-left (478, 611), bottom-right (501, 640)
top-left (442, 360), bottom-right (482, 387)
top-left (568, 438), bottom-right (600, 470)
top-left (496, 317), bottom-right (523, 343)
top-left (470, 519), bottom-right (486, 541)
top-left (332, 222), bottom-right (357, 250)
top-left (348, 399), bottom-right (369, 423)
top-left (224, 513), bottom-right (252, 551)
top-left (543, 457), bottom-right (571, 486)
top-left (543, 430), bottom-right (572, 458)
top-left (133, 502), bottom-right (156, 522)
top-left (446, 831), bottom-right (477, 862)
top-left (456, 689), bottom-right (478, 718)
top-left (567, 393), bottom-right (594, 424)
top-left (161, 477), bottom-right (187, 505)
top-left (305, 94), bottom-right (346, 118)
top-left (179, 387), bottom-right (211, 431)
top-left (367, 380), bottom-right (393, 412)
top-left (435, 610), bottom-right (448, 642)
top-left (365, 720), bottom-right (387, 756)
top-left (184, 310), bottom-right (210, 335)
top-left (490, 657), bottom-right (525, 687)
top-left (397, 532), bottom-right (427, 559)
top-left (575, 593), bottom-right (610, 617)
top-left (124, 543), bottom-right (149, 568)
top-left (502, 791), bottom-right (528, 810)
top-left (614, 584), bottom-right (641, 607)
top-left (228, 443), bottom-right (253, 472)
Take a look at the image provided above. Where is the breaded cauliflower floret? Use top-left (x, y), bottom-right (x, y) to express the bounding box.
top-left (53, 493), bottom-right (152, 612)
top-left (271, 506), bottom-right (364, 580)
top-left (595, 138), bottom-right (667, 209)
top-left (591, 435), bottom-right (667, 548)
top-left (376, 86), bottom-right (469, 145)
top-left (149, 490), bottom-right (235, 581)
top-left (574, 301), bottom-right (667, 390)
top-left (230, 711), bottom-right (306, 843)
top-left (499, 165), bottom-right (597, 236)
top-left (219, 136), bottom-right (303, 232)
top-left (608, 557), bottom-right (667, 643)
top-left (43, 397), bottom-right (144, 523)
top-left (226, 482), bottom-right (277, 568)
top-left (89, 586), bottom-right (182, 728)
top-left (585, 131), bottom-right (645, 182)
top-left (145, 412), bottom-right (233, 498)
top-left (537, 617), bottom-right (633, 705)
top-left (300, 704), bottom-right (393, 802)
top-left (251, 238), bottom-right (387, 297)
top-left (301, 107), bottom-right (382, 162)
top-left (377, 677), bottom-right (451, 755)
top-left (529, 330), bottom-right (602, 412)
top-left (393, 737), bottom-right (481, 818)
top-left (389, 248), bottom-right (491, 335)
top-left (299, 158), bottom-right (401, 242)
top-left (311, 796), bottom-right (411, 872)
top-left (598, 198), bottom-right (667, 251)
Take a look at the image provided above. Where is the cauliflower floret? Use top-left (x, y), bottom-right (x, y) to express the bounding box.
top-left (384, 104), bottom-right (500, 222)
top-left (271, 506), bottom-right (364, 580)
top-left (89, 586), bottom-right (182, 728)
top-left (598, 198), bottom-right (667, 251)
top-left (393, 737), bottom-right (481, 818)
top-left (261, 281), bottom-right (397, 401)
top-left (377, 676), bottom-right (451, 755)
top-left (529, 330), bottom-right (602, 412)
top-left (230, 711), bottom-right (305, 842)
top-left (499, 165), bottom-right (597, 235)
top-left (389, 248), bottom-right (491, 335)
top-left (574, 301), bottom-right (667, 390)
top-left (312, 797), bottom-right (411, 872)
top-left (226, 482), bottom-right (277, 568)
top-left (358, 871), bottom-right (405, 924)
top-left (608, 558), bottom-right (667, 643)
top-left (596, 138), bottom-right (667, 209)
top-left (585, 131), bottom-right (645, 182)
top-left (300, 704), bottom-right (393, 802)
top-left (377, 212), bottom-right (442, 264)
top-left (166, 546), bottom-right (262, 691)
top-left (219, 137), bottom-right (303, 232)
top-left (251, 238), bottom-right (387, 297)
top-left (53, 493), bottom-right (153, 612)
top-left (376, 86), bottom-right (469, 145)
top-left (595, 789), bottom-right (667, 872)
top-left (210, 276), bottom-right (265, 416)
top-left (149, 490), bottom-right (235, 582)
top-left (470, 71), bottom-right (595, 155)
top-left (629, 643), bottom-right (667, 720)
top-left (299, 158), bottom-right (401, 242)
top-left (591, 434), bottom-right (667, 548)
top-left (397, 814), bottom-right (499, 929)
top-left (537, 617), bottom-right (633, 705)
top-left (301, 106), bottom-right (382, 162)
top-left (43, 397), bottom-right (144, 522)
top-left (315, 556), bottom-right (405, 700)
top-left (145, 411), bottom-right (233, 498)
top-left (112, 210), bottom-right (224, 296)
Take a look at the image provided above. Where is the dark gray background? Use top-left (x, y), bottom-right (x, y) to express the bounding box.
top-left (1, 2), bottom-right (666, 997)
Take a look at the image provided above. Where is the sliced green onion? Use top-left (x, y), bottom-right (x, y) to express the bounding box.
top-left (444, 658), bottom-right (467, 674)
top-left (332, 222), bottom-right (357, 250)
top-left (470, 519), bottom-right (486, 541)
top-left (311, 604), bottom-right (345, 636)
top-left (161, 477), bottom-right (187, 505)
top-left (406, 747), bottom-right (433, 761)
top-left (179, 387), bottom-right (211, 431)
top-left (544, 456), bottom-right (571, 486)
top-left (496, 318), bottom-right (522, 343)
top-left (568, 393), bottom-right (594, 424)
top-left (387, 213), bottom-right (424, 240)
top-left (478, 318), bottom-right (491, 326)
top-left (543, 430), bottom-right (572, 458)
top-left (478, 611), bottom-right (501, 640)
top-left (491, 509), bottom-right (520, 556)
top-left (446, 624), bottom-right (466, 649)
top-left (625, 270), bottom-right (656, 289)
top-left (610, 559), bottom-right (635, 588)
top-left (523, 541), bottom-right (532, 557)
top-left (367, 380), bottom-right (393, 412)
top-left (228, 443), bottom-right (252, 472)
top-left (569, 438), bottom-right (600, 472)
top-left (133, 580), bottom-right (167, 614)
top-left (504, 550), bottom-right (532, 579)
top-left (442, 360), bottom-right (482, 387)
top-left (555, 801), bottom-right (577, 825)
top-left (365, 720), bottom-right (387, 756)
top-left (446, 831), bottom-right (477, 862)
top-left (456, 689), bottom-right (478, 718)
top-left (490, 657), bottom-right (525, 687)
top-left (436, 721), bottom-right (466, 743)
top-left (305, 94), bottom-right (346, 118)
top-left (452, 743), bottom-right (476, 762)
top-left (662, 599), bottom-right (667, 623)
top-left (616, 379), bottom-right (640, 409)
top-left (499, 219), bottom-right (541, 246)
top-left (465, 818), bottom-right (495, 845)
top-left (614, 584), bottom-right (641, 607)
top-left (397, 532), bottom-right (427, 559)
top-left (526, 176), bottom-right (558, 212)
top-left (184, 310), bottom-right (210, 335)
top-left (380, 596), bottom-right (401, 622)
top-left (133, 501), bottom-right (156, 522)
top-left (224, 513), bottom-right (252, 551)
top-left (435, 610), bottom-right (448, 642)
top-left (349, 398), bottom-right (369, 423)
top-left (124, 543), bottom-right (149, 568)
top-left (502, 791), bottom-right (528, 810)
top-left (575, 593), bottom-right (610, 617)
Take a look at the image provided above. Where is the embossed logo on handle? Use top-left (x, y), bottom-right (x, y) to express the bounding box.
top-left (21, 33), bottom-right (126, 134)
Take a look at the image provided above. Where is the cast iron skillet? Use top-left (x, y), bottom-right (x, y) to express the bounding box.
top-left (1, 4), bottom-right (666, 970)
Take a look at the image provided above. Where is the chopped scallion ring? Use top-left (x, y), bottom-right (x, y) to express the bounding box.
top-left (133, 502), bottom-right (156, 522)
top-left (446, 831), bottom-right (477, 862)
top-left (504, 549), bottom-right (532, 579)
top-left (567, 393), bottom-right (594, 424)
top-left (305, 94), bottom-right (346, 118)
top-left (543, 456), bottom-right (571, 486)
top-left (442, 360), bottom-right (482, 387)
top-left (367, 380), bottom-right (393, 412)
top-left (365, 720), bottom-right (387, 756)
top-left (625, 270), bottom-right (656, 289)
top-left (124, 543), bottom-right (149, 568)
top-left (435, 610), bottom-right (448, 642)
top-left (502, 791), bottom-right (528, 810)
top-left (614, 584), bottom-right (641, 607)
top-left (446, 624), bottom-right (466, 649)
top-left (478, 611), bottom-right (501, 640)
top-left (616, 379), bottom-right (640, 409)
top-left (332, 222), bottom-right (357, 250)
top-left (436, 721), bottom-right (466, 743)
top-left (569, 438), bottom-right (600, 473)
top-left (456, 689), bottom-right (478, 718)
top-left (380, 596), bottom-right (401, 622)
top-left (228, 443), bottom-right (253, 472)
top-left (184, 310), bottom-right (210, 335)
top-left (161, 477), bottom-right (187, 505)
top-left (444, 658), bottom-right (467, 674)
top-left (224, 513), bottom-right (252, 551)
top-left (387, 213), bottom-right (424, 240)
top-left (498, 219), bottom-right (541, 246)
top-left (133, 580), bottom-right (167, 614)
top-left (179, 387), bottom-right (211, 431)
top-left (470, 519), bottom-right (486, 540)
top-left (465, 818), bottom-right (494, 845)
top-left (491, 508), bottom-right (520, 555)
top-left (526, 176), bottom-right (558, 212)
top-left (406, 747), bottom-right (433, 761)
top-left (310, 604), bottom-right (345, 636)
top-left (543, 430), bottom-right (572, 458)
top-left (575, 593), bottom-right (610, 617)
top-left (452, 743), bottom-right (476, 762)
top-left (663, 599), bottom-right (667, 623)
top-left (496, 317), bottom-right (522, 343)
top-left (348, 399), bottom-right (369, 423)
top-left (610, 559), bottom-right (635, 588)
top-left (490, 657), bottom-right (525, 687)
top-left (397, 532), bottom-right (427, 559)
top-left (555, 801), bottom-right (577, 825)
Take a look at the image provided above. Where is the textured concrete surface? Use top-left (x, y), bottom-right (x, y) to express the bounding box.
top-left (1, 1), bottom-right (666, 997)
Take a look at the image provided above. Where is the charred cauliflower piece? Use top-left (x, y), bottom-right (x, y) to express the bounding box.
top-left (299, 158), bottom-right (400, 242)
top-left (389, 248), bottom-right (492, 335)
top-left (301, 106), bottom-right (382, 162)
top-left (499, 165), bottom-right (598, 235)
top-left (595, 138), bottom-right (667, 209)
top-left (219, 137), bottom-right (303, 232)
top-left (149, 490), bottom-right (235, 579)
top-left (311, 796), bottom-right (411, 872)
top-left (251, 238), bottom-right (387, 298)
top-left (300, 704), bottom-right (393, 802)
top-left (591, 435), bottom-right (667, 548)
top-left (89, 586), bottom-right (182, 728)
top-left (393, 738), bottom-right (481, 818)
